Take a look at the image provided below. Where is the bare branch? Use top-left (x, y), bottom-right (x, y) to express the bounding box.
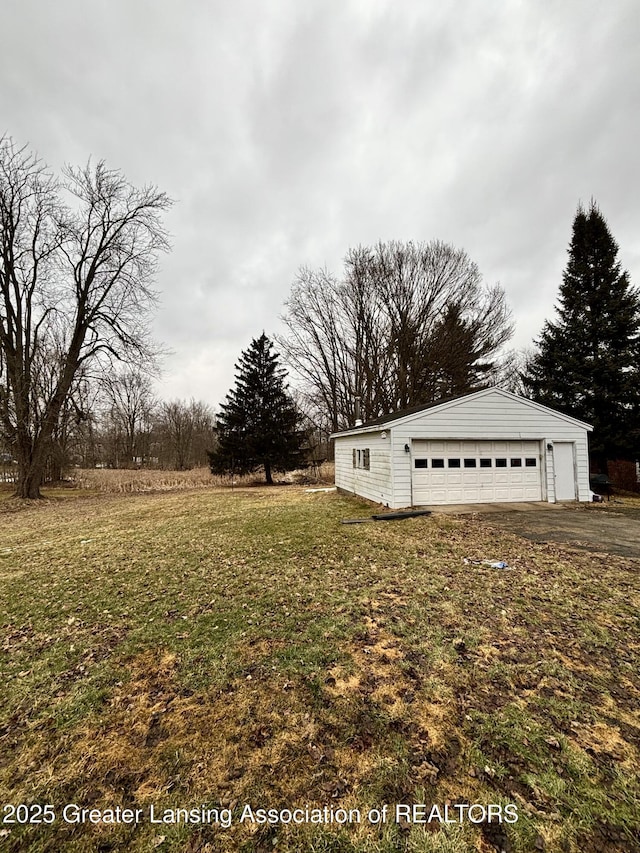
top-left (0, 135), bottom-right (171, 496)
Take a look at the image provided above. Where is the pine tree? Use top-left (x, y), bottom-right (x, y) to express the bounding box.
top-left (523, 201), bottom-right (640, 468)
top-left (209, 334), bottom-right (305, 483)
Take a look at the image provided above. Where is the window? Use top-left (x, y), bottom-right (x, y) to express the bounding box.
top-left (447, 458), bottom-right (461, 468)
top-left (479, 459), bottom-right (492, 468)
top-left (510, 458), bottom-right (522, 467)
top-left (431, 459), bottom-right (445, 468)
top-left (495, 458), bottom-right (507, 467)
top-left (354, 448), bottom-right (370, 470)
top-left (464, 459), bottom-right (477, 468)
top-left (525, 458), bottom-right (537, 467)
top-left (414, 459), bottom-right (428, 468)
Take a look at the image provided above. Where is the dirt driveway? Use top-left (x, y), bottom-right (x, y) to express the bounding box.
top-left (478, 502), bottom-right (640, 559)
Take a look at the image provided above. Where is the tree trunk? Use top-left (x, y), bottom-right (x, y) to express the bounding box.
top-left (265, 461), bottom-right (273, 484)
top-left (14, 462), bottom-right (44, 499)
top-left (49, 457), bottom-right (63, 483)
top-left (13, 368), bottom-right (77, 498)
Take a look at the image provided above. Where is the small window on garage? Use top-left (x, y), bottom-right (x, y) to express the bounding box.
top-left (525, 457), bottom-right (537, 467)
top-left (431, 459), bottom-right (445, 468)
top-left (479, 459), bottom-right (492, 468)
top-left (448, 458), bottom-right (461, 468)
top-left (414, 459), bottom-right (428, 468)
top-left (510, 458), bottom-right (522, 467)
top-left (354, 449), bottom-right (370, 470)
top-left (495, 458), bottom-right (507, 467)
top-left (464, 458), bottom-right (477, 468)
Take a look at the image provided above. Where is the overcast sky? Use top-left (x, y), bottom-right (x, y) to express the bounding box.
top-left (2, 0), bottom-right (638, 410)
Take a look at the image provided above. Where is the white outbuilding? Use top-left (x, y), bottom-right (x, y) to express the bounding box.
top-left (331, 388), bottom-right (593, 508)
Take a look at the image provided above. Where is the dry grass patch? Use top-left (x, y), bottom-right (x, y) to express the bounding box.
top-left (0, 487), bottom-right (638, 852)
top-left (70, 462), bottom-right (335, 494)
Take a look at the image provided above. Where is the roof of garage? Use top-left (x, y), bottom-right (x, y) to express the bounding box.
top-left (331, 387), bottom-right (593, 437)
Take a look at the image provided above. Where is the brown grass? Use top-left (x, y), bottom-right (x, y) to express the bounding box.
top-left (70, 462), bottom-right (335, 493)
top-left (1, 486), bottom-right (638, 852)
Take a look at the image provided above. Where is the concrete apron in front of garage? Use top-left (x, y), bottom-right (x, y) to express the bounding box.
top-left (416, 501), bottom-right (567, 515)
top-left (420, 501), bottom-right (640, 559)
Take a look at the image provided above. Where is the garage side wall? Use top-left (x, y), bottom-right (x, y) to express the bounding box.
top-left (390, 393), bottom-right (590, 508)
top-left (545, 434), bottom-right (591, 503)
top-left (334, 432), bottom-right (393, 506)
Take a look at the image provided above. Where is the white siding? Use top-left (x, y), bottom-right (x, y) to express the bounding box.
top-left (333, 390), bottom-right (591, 509)
top-left (334, 431), bottom-right (393, 506)
top-left (545, 437), bottom-right (591, 503)
top-left (389, 391), bottom-right (590, 508)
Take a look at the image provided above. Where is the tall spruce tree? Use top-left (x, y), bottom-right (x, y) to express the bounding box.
top-left (209, 334), bottom-right (305, 483)
top-left (523, 201), bottom-right (640, 469)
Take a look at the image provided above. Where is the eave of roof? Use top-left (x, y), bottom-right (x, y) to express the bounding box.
top-left (330, 387), bottom-right (593, 437)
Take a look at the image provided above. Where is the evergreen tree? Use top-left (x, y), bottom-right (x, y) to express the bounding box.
top-left (523, 201), bottom-right (640, 468)
top-left (209, 334), bottom-right (305, 483)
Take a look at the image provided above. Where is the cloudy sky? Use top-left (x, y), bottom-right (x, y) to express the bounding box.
top-left (2, 0), bottom-right (638, 409)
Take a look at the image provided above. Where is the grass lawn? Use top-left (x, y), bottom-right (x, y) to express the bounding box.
top-left (0, 485), bottom-right (638, 852)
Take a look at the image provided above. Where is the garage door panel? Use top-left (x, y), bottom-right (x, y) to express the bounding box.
top-left (412, 439), bottom-right (542, 505)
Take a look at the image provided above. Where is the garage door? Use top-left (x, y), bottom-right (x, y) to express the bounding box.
top-left (412, 440), bottom-right (543, 504)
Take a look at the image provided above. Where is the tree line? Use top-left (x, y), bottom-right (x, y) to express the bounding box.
top-left (2, 135), bottom-right (639, 495)
top-left (1, 368), bottom-right (217, 478)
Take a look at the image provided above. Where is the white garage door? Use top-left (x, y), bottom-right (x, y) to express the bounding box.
top-left (412, 439), bottom-right (543, 504)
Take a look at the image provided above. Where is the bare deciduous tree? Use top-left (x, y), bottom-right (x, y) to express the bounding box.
top-left (0, 137), bottom-right (170, 497)
top-left (279, 241), bottom-right (513, 430)
top-left (158, 399), bottom-right (216, 470)
top-left (101, 370), bottom-right (157, 468)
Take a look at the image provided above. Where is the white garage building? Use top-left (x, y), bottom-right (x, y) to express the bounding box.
top-left (332, 388), bottom-right (592, 508)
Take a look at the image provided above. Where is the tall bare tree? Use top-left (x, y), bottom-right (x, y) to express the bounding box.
top-left (101, 370), bottom-right (156, 468)
top-left (0, 137), bottom-right (170, 497)
top-left (279, 241), bottom-right (513, 430)
top-left (29, 343), bottom-right (97, 480)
